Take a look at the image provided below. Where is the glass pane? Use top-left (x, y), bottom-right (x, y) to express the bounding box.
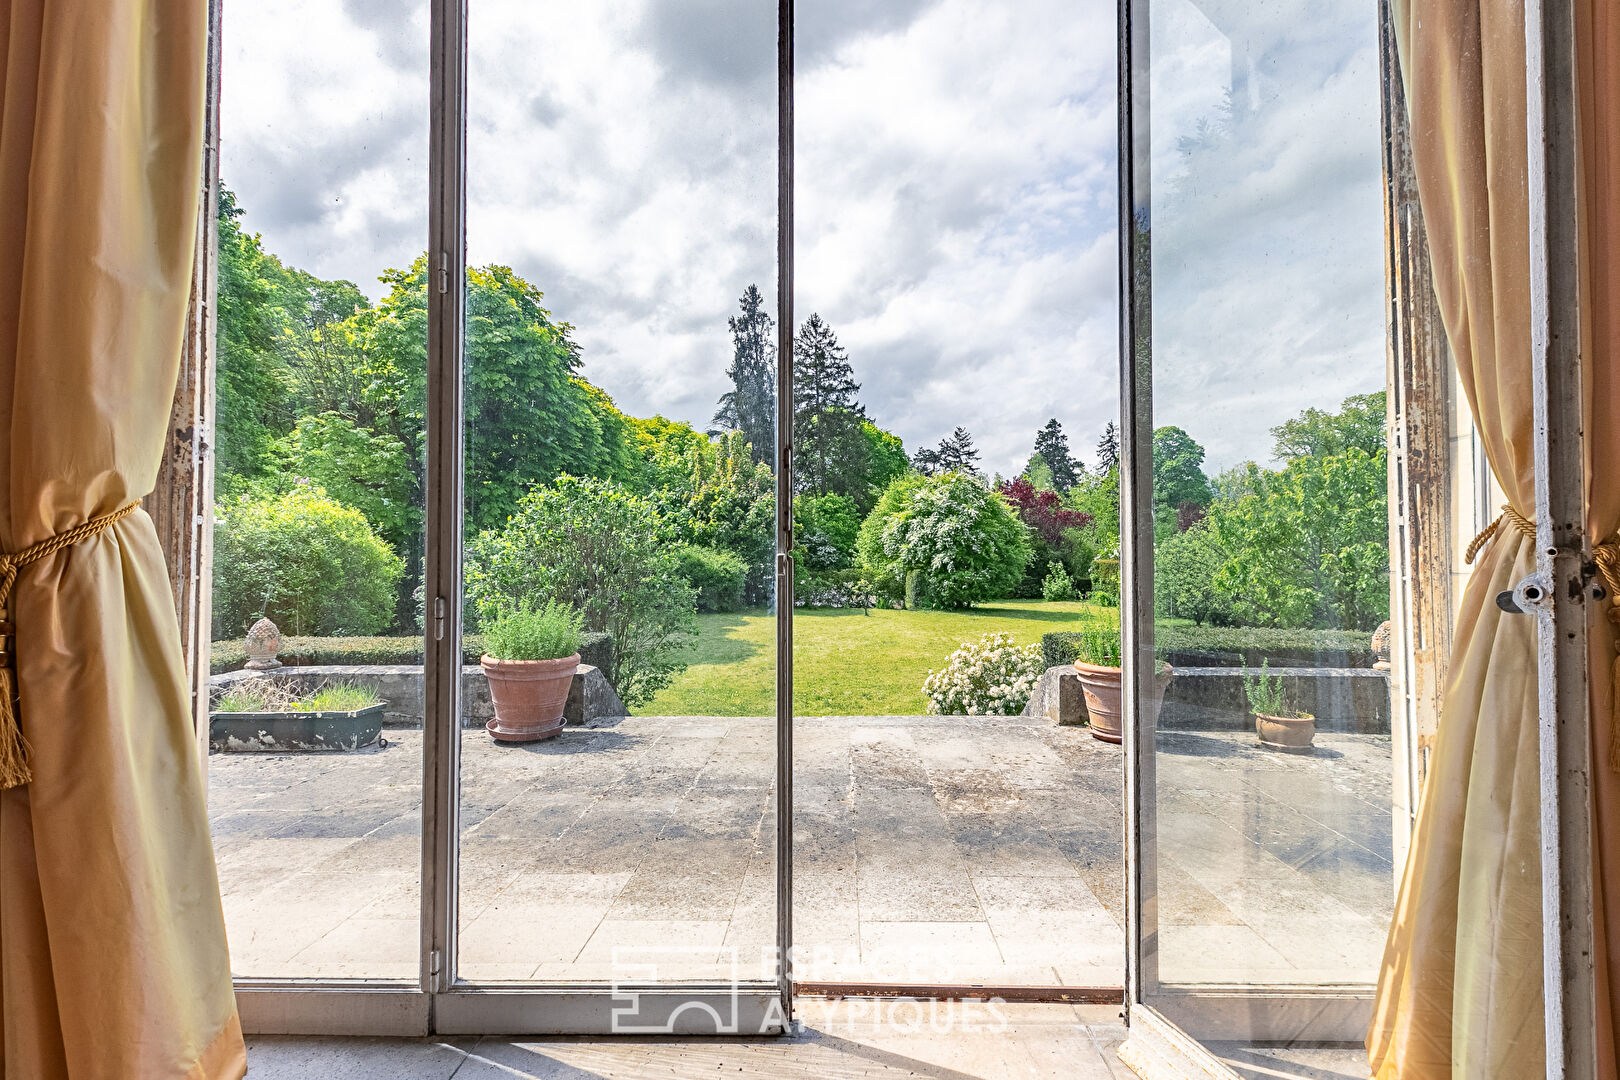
top-left (209, 0), bottom-right (428, 979)
top-left (1140, 0), bottom-right (1393, 1034)
top-left (457, 0), bottom-right (778, 985)
top-left (791, 0), bottom-right (1122, 987)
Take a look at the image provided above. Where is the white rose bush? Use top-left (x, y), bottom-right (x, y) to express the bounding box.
top-left (923, 633), bottom-right (1045, 716)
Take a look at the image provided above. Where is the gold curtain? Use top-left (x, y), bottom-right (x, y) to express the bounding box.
top-left (1369, 0), bottom-right (1620, 1076)
top-left (0, 2), bottom-right (244, 1078)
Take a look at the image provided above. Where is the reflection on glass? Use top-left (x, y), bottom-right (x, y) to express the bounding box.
top-left (456, 0), bottom-right (777, 984)
top-left (208, 0), bottom-right (428, 979)
top-left (1144, 0), bottom-right (1393, 1007)
top-left (791, 0), bottom-right (1122, 986)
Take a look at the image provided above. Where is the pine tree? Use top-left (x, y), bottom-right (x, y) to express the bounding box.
top-left (712, 284), bottom-right (777, 469)
top-left (1032, 418), bottom-right (1080, 491)
top-left (1096, 422), bottom-right (1120, 474)
top-left (913, 426), bottom-right (981, 476)
top-left (791, 313), bottom-right (868, 497)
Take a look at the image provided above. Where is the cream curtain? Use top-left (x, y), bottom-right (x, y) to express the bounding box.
top-left (0, 2), bottom-right (244, 1078)
top-left (1368, 1), bottom-right (1620, 1076)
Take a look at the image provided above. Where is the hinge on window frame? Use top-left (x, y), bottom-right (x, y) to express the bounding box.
top-left (434, 596), bottom-right (447, 641)
top-left (437, 252), bottom-right (450, 295)
top-left (429, 948), bottom-right (442, 993)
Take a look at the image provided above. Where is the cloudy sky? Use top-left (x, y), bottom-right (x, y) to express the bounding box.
top-left (221, 0), bottom-right (1384, 479)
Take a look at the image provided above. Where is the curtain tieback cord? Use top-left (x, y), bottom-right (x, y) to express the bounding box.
top-left (1467, 503), bottom-right (1620, 768)
top-left (0, 501), bottom-right (142, 789)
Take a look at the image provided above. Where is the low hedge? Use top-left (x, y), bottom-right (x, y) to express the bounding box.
top-left (1041, 626), bottom-right (1375, 670)
top-left (211, 631), bottom-right (613, 676)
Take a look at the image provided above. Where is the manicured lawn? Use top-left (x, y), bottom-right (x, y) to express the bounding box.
top-left (641, 599), bottom-right (1111, 716)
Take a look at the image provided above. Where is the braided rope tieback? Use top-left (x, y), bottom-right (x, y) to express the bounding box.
top-left (1466, 503), bottom-right (1620, 769)
top-left (0, 501), bottom-right (142, 789)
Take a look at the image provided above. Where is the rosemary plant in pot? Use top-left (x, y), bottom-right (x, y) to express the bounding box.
top-left (1071, 625), bottom-right (1174, 744)
top-left (481, 600), bottom-right (584, 743)
top-left (1245, 660), bottom-right (1315, 751)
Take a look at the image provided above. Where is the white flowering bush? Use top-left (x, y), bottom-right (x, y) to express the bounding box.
top-left (923, 633), bottom-right (1045, 716)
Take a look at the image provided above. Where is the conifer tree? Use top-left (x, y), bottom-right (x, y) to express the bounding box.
top-left (712, 284), bottom-right (777, 469)
top-left (791, 312), bottom-right (868, 497)
top-left (913, 426), bottom-right (981, 476)
top-left (1095, 421), bottom-right (1120, 474)
top-left (1032, 418), bottom-right (1080, 491)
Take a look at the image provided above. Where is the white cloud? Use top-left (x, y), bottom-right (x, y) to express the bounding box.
top-left (220, 0), bottom-right (1386, 482)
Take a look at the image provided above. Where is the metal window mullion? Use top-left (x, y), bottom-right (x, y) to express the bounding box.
top-left (423, 0), bottom-right (467, 1014)
top-left (1118, 0), bottom-right (1159, 1010)
top-left (1524, 1), bottom-right (1596, 1077)
top-left (774, 0), bottom-right (796, 1024)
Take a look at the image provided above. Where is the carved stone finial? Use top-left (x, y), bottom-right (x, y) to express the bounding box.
top-left (244, 617), bottom-right (283, 670)
top-left (1371, 620), bottom-right (1392, 672)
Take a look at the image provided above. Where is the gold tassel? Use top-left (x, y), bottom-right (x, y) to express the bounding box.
top-left (0, 666), bottom-right (31, 790)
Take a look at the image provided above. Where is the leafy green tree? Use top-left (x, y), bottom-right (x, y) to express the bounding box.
top-left (1022, 453), bottom-right (1055, 492)
top-left (628, 414), bottom-right (706, 495)
top-left (792, 313), bottom-right (868, 499)
top-left (860, 421), bottom-right (910, 512)
top-left (679, 431), bottom-right (776, 599)
top-left (1205, 448), bottom-right (1389, 630)
top-left (712, 284), bottom-right (777, 469)
top-left (857, 472), bottom-right (1031, 609)
top-left (465, 475), bottom-right (697, 704)
top-left (215, 186), bottom-right (293, 493)
top-left (1270, 391), bottom-right (1386, 460)
top-left (213, 487), bottom-right (404, 638)
top-left (1152, 426), bottom-right (1212, 531)
top-left (913, 426), bottom-right (981, 476)
top-left (673, 545), bottom-right (748, 613)
top-left (1032, 419), bottom-right (1080, 491)
top-left (279, 413), bottom-right (417, 559)
top-left (793, 492), bottom-right (861, 571)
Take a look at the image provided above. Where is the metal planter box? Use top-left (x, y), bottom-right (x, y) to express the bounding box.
top-left (209, 702), bottom-right (386, 752)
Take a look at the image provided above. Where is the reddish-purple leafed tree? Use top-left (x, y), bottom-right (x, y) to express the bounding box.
top-left (996, 477), bottom-right (1093, 546)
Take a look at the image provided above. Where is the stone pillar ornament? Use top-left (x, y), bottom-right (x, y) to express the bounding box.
top-left (244, 617), bottom-right (283, 670)
top-left (1371, 620), bottom-right (1393, 673)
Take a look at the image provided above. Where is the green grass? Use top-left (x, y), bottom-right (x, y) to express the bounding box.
top-left (213, 680), bottom-right (380, 714)
top-left (642, 599), bottom-right (1111, 716)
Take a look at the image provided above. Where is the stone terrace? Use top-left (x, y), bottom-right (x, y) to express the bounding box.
top-left (208, 716), bottom-right (1393, 987)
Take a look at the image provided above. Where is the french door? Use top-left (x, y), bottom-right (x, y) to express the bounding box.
top-left (1113, 0), bottom-right (1597, 1078)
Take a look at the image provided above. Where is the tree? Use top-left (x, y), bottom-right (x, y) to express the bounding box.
top-left (860, 421), bottom-right (910, 512)
top-left (1155, 521), bottom-right (1236, 626)
top-left (1095, 422), bottom-right (1120, 474)
top-left (679, 431), bottom-right (777, 601)
top-left (712, 284), bottom-right (777, 469)
top-left (1032, 419), bottom-right (1080, 491)
top-left (1270, 391), bottom-right (1386, 461)
top-left (628, 414), bottom-right (706, 495)
top-left (793, 493), bottom-right (862, 571)
top-left (215, 186), bottom-right (294, 494)
top-left (792, 313), bottom-right (869, 500)
top-left (857, 472), bottom-right (1031, 609)
top-left (1205, 448), bottom-right (1389, 630)
top-left (913, 426), bottom-right (981, 476)
top-left (1152, 426), bottom-right (1212, 531)
top-left (1022, 453), bottom-right (1055, 492)
top-left (997, 476), bottom-right (1095, 596)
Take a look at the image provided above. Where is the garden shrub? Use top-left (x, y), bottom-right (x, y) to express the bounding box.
top-left (1041, 626), bottom-right (1375, 670)
top-left (794, 568), bottom-right (874, 609)
top-left (465, 474), bottom-right (696, 706)
top-left (674, 544), bottom-right (747, 613)
top-left (923, 633), bottom-right (1045, 716)
top-left (210, 632), bottom-right (612, 675)
top-left (482, 599), bottom-right (585, 662)
top-left (857, 471), bottom-right (1032, 609)
top-left (1154, 522), bottom-right (1237, 626)
top-left (855, 473), bottom-right (926, 604)
top-left (1040, 562), bottom-right (1080, 602)
top-left (213, 488), bottom-right (404, 638)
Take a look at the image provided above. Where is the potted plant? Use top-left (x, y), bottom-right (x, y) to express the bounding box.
top-left (1070, 626), bottom-right (1174, 744)
top-left (209, 679), bottom-right (386, 752)
top-left (481, 599), bottom-right (585, 743)
top-left (1245, 660), bottom-right (1315, 751)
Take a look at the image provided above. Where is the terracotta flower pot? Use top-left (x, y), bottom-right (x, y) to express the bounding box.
top-left (481, 653), bottom-right (579, 742)
top-left (1072, 661), bottom-right (1174, 744)
top-left (1255, 712), bottom-right (1316, 752)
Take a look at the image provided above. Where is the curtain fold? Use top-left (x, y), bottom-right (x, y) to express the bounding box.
top-left (1369, 0), bottom-right (1620, 1076)
top-left (0, 2), bottom-right (244, 1078)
